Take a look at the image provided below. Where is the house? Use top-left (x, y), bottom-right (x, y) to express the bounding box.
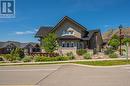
top-left (0, 41), bottom-right (41, 54)
top-left (35, 16), bottom-right (103, 54)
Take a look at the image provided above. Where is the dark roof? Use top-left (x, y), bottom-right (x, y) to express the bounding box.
top-left (82, 29), bottom-right (101, 40)
top-left (35, 26), bottom-right (53, 37)
top-left (58, 35), bottom-right (81, 40)
top-left (0, 41), bottom-right (38, 48)
top-left (20, 43), bottom-right (36, 48)
top-left (52, 16), bottom-right (87, 32)
top-left (35, 16), bottom-right (88, 38)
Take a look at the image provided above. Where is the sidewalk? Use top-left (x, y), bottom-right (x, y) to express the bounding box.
top-left (0, 58), bottom-right (129, 66)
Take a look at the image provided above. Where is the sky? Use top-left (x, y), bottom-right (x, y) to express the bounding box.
top-left (0, 0), bottom-right (130, 43)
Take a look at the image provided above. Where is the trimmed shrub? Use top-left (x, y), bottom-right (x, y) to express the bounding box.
top-left (109, 53), bottom-right (118, 58)
top-left (22, 56), bottom-right (32, 62)
top-left (34, 56), bottom-right (70, 62)
top-left (76, 49), bottom-right (87, 55)
top-left (56, 56), bottom-right (69, 61)
top-left (66, 52), bottom-right (75, 60)
top-left (83, 52), bottom-right (92, 59)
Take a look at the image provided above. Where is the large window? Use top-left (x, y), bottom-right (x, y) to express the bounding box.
top-left (62, 41), bottom-right (75, 47)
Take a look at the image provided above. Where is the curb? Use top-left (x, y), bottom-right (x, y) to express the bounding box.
top-left (71, 63), bottom-right (130, 68)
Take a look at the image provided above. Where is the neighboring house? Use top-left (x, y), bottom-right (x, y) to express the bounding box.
top-left (0, 41), bottom-right (40, 54)
top-left (35, 16), bottom-right (103, 54)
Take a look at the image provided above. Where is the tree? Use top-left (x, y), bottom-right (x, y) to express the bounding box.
top-left (111, 34), bottom-right (120, 41)
top-left (10, 48), bottom-right (23, 60)
top-left (108, 39), bottom-right (120, 50)
top-left (122, 38), bottom-right (130, 45)
top-left (42, 33), bottom-right (59, 53)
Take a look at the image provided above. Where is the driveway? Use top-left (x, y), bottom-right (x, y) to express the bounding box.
top-left (0, 64), bottom-right (130, 86)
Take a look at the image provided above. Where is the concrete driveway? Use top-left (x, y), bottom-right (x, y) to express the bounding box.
top-left (0, 64), bottom-right (130, 86)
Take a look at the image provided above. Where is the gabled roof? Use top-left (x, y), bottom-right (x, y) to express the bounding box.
top-left (35, 26), bottom-right (53, 37)
top-left (35, 16), bottom-right (88, 38)
top-left (52, 16), bottom-right (87, 32)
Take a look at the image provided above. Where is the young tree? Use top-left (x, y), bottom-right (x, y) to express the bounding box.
top-left (111, 34), bottom-right (120, 41)
top-left (42, 33), bottom-right (59, 53)
top-left (108, 39), bottom-right (120, 50)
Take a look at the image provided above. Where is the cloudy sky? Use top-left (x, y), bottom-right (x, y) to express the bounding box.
top-left (0, 0), bottom-right (130, 42)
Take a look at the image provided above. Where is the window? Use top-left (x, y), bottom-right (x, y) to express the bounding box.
top-left (62, 30), bottom-right (74, 36)
top-left (67, 42), bottom-right (69, 47)
top-left (71, 42), bottom-right (74, 47)
top-left (68, 31), bottom-right (74, 35)
top-left (62, 41), bottom-right (65, 47)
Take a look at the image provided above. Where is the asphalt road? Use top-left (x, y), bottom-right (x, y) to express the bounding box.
top-left (0, 64), bottom-right (130, 86)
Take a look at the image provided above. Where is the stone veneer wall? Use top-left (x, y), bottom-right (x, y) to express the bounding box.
top-left (58, 47), bottom-right (77, 56)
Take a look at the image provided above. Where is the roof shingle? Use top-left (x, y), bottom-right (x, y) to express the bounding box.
top-left (35, 26), bottom-right (53, 37)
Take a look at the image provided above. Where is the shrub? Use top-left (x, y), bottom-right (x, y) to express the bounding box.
top-left (22, 56), bottom-right (32, 62)
top-left (19, 49), bottom-right (25, 59)
top-left (83, 52), bottom-right (92, 59)
top-left (93, 48), bottom-right (97, 54)
top-left (56, 56), bottom-right (69, 61)
top-left (3, 54), bottom-right (15, 61)
top-left (15, 57), bottom-right (21, 61)
top-left (109, 53), bottom-right (118, 58)
top-left (104, 48), bottom-right (114, 55)
top-left (0, 57), bottom-right (4, 61)
top-left (34, 56), bottom-right (46, 62)
top-left (66, 52), bottom-right (75, 60)
top-left (34, 56), bottom-right (70, 62)
top-left (76, 49), bottom-right (87, 55)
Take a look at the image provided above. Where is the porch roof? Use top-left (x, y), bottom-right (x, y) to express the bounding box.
top-left (58, 35), bottom-right (81, 40)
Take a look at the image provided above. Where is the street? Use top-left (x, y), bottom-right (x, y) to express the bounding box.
top-left (0, 64), bottom-right (130, 86)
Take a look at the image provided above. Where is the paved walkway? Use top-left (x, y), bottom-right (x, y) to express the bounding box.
top-left (0, 64), bottom-right (130, 86)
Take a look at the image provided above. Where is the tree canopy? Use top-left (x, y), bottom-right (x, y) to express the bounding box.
top-left (42, 33), bottom-right (59, 53)
top-left (108, 39), bottom-right (120, 49)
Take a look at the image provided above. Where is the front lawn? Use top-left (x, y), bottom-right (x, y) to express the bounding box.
top-left (74, 60), bottom-right (130, 66)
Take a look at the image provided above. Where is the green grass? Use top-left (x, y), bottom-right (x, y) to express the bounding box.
top-left (1, 60), bottom-right (130, 66)
top-left (74, 60), bottom-right (130, 66)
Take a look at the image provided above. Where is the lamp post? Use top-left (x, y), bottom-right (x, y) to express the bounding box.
top-left (119, 25), bottom-right (123, 56)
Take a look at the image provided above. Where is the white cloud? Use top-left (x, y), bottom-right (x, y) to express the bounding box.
top-left (15, 30), bottom-right (35, 35)
top-left (104, 25), bottom-right (110, 28)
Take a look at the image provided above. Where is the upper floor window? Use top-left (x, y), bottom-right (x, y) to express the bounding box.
top-left (62, 30), bottom-right (74, 36)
